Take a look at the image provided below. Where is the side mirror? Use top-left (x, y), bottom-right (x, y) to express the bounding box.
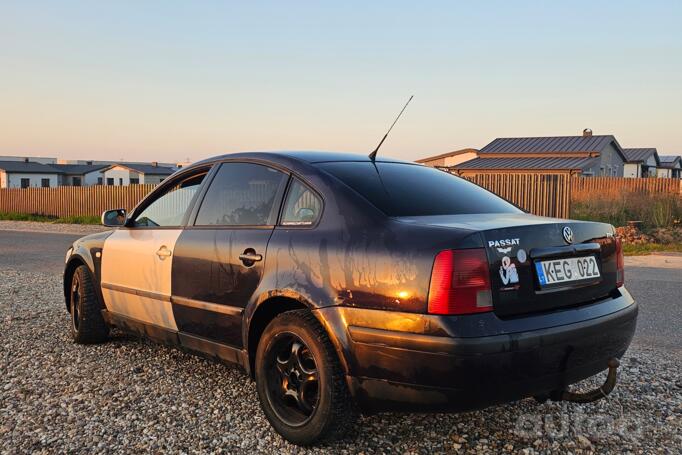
top-left (101, 209), bottom-right (127, 227)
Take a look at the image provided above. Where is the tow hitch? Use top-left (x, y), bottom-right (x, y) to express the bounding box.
top-left (556, 358), bottom-right (621, 403)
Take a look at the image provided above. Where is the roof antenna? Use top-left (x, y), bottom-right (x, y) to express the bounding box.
top-left (369, 95), bottom-right (413, 161)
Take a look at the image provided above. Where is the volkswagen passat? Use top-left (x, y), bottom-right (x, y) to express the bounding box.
top-left (63, 152), bottom-right (637, 445)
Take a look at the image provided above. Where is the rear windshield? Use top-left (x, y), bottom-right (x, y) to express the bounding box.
top-left (319, 162), bottom-right (522, 217)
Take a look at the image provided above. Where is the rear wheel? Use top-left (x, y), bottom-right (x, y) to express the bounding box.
top-left (69, 265), bottom-right (109, 344)
top-left (255, 310), bottom-right (357, 445)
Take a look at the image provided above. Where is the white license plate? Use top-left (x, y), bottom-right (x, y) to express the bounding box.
top-left (535, 255), bottom-right (601, 286)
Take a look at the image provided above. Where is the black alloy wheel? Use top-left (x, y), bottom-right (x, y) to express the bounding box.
top-left (255, 310), bottom-right (357, 445)
top-left (69, 265), bottom-right (109, 344)
top-left (265, 332), bottom-right (320, 426)
top-left (70, 273), bottom-right (82, 332)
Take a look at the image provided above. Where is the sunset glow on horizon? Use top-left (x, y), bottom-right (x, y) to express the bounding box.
top-left (1, 1), bottom-right (681, 163)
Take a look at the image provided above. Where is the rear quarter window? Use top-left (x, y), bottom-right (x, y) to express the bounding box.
top-left (318, 162), bottom-right (521, 217)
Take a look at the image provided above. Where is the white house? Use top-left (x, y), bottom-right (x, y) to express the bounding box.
top-left (416, 148), bottom-right (479, 168)
top-left (100, 162), bottom-right (175, 186)
top-left (0, 160), bottom-right (61, 188)
top-left (52, 164), bottom-right (109, 186)
top-left (657, 156), bottom-right (682, 179)
top-left (622, 148), bottom-right (659, 178)
top-left (0, 155), bottom-right (57, 164)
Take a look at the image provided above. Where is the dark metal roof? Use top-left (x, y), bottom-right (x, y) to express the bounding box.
top-left (51, 163), bottom-right (109, 174)
top-left (197, 151), bottom-right (412, 166)
top-left (480, 135), bottom-right (618, 154)
top-left (453, 156), bottom-right (599, 171)
top-left (101, 163), bottom-right (176, 175)
top-left (659, 155), bottom-right (682, 168)
top-left (622, 148), bottom-right (659, 164)
top-left (0, 160), bottom-right (62, 174)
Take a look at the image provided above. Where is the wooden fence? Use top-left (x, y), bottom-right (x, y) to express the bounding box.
top-left (572, 176), bottom-right (682, 195)
top-left (0, 184), bottom-right (155, 218)
top-left (0, 175), bottom-right (680, 220)
top-left (463, 174), bottom-right (571, 218)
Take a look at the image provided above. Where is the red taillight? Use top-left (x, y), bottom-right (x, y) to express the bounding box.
top-left (615, 237), bottom-right (625, 287)
top-left (427, 248), bottom-right (493, 315)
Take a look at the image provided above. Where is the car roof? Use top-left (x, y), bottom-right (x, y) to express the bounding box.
top-left (194, 150), bottom-right (415, 167)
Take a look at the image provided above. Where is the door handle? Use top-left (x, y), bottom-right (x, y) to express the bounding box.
top-left (239, 250), bottom-right (262, 266)
top-left (156, 246), bottom-right (172, 260)
top-left (239, 253), bottom-right (263, 262)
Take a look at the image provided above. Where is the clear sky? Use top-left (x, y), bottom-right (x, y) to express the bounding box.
top-left (1, 1), bottom-right (681, 163)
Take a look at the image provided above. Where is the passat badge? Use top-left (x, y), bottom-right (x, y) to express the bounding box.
top-left (562, 226), bottom-right (574, 244)
top-left (488, 238), bottom-right (520, 254)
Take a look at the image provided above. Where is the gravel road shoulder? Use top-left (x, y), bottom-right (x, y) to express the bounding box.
top-left (1, 268), bottom-right (680, 454)
top-left (0, 220), bottom-right (108, 236)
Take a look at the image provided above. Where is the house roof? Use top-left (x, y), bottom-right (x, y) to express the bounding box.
top-left (415, 148), bottom-right (478, 163)
top-left (481, 134), bottom-right (620, 154)
top-left (622, 148), bottom-right (660, 165)
top-left (51, 163), bottom-right (109, 174)
top-left (453, 156), bottom-right (599, 171)
top-left (658, 155), bottom-right (682, 168)
top-left (101, 163), bottom-right (176, 175)
top-left (0, 160), bottom-right (62, 174)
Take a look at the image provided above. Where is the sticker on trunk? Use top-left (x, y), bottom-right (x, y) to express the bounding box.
top-left (499, 256), bottom-right (519, 285)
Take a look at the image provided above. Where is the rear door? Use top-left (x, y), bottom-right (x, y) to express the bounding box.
top-left (100, 170), bottom-right (208, 330)
top-left (171, 162), bottom-right (289, 348)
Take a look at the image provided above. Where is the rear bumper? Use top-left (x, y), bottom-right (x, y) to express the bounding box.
top-left (317, 287), bottom-right (637, 413)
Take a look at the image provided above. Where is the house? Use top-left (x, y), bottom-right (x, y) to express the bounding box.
top-left (100, 162), bottom-right (176, 185)
top-left (622, 148), bottom-right (660, 178)
top-left (0, 160), bottom-right (61, 188)
top-left (0, 155), bottom-right (57, 164)
top-left (657, 155), bottom-right (682, 178)
top-left (52, 164), bottom-right (109, 186)
top-left (416, 148), bottom-right (479, 168)
top-left (450, 129), bottom-right (627, 177)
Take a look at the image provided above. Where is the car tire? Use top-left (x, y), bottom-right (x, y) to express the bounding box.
top-left (255, 309), bottom-right (358, 446)
top-left (69, 265), bottom-right (109, 344)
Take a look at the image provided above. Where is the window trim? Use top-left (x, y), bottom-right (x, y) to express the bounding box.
top-left (188, 161), bottom-right (290, 229)
top-left (276, 177), bottom-right (324, 229)
top-left (124, 165), bottom-right (214, 230)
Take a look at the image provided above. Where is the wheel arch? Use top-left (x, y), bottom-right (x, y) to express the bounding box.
top-left (245, 294), bottom-right (349, 379)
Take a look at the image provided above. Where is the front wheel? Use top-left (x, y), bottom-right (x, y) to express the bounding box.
top-left (255, 310), bottom-right (357, 446)
top-left (69, 265), bottom-right (109, 344)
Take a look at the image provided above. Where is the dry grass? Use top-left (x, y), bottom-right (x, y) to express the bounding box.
top-left (571, 189), bottom-right (682, 229)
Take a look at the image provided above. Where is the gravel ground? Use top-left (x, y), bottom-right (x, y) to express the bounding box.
top-left (0, 220), bottom-right (107, 236)
top-left (1, 268), bottom-right (680, 454)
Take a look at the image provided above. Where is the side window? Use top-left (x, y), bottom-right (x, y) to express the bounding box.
top-left (281, 179), bottom-right (322, 226)
top-left (195, 162), bottom-right (287, 226)
top-left (133, 171), bottom-right (207, 227)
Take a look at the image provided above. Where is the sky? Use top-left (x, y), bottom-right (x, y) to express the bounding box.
top-left (1, 1), bottom-right (681, 163)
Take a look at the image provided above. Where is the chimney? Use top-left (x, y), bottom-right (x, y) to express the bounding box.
top-left (24, 157), bottom-right (29, 163)
top-left (152, 161), bottom-right (158, 167)
top-left (582, 128), bottom-right (593, 137)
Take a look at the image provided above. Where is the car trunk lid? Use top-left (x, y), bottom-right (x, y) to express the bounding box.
top-left (398, 213), bottom-right (619, 317)
top-left (481, 220), bottom-right (618, 317)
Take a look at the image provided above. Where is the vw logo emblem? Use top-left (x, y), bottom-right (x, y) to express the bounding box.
top-left (562, 226), bottom-right (574, 244)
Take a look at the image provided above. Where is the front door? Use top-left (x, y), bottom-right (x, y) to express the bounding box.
top-left (100, 170), bottom-right (208, 331)
top-left (171, 162), bottom-right (289, 347)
